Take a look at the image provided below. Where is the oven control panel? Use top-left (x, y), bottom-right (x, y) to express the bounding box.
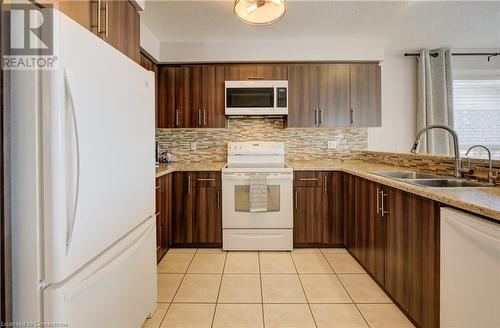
top-left (276, 87), bottom-right (287, 108)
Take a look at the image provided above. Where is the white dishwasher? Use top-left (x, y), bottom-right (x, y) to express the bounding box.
top-left (440, 207), bottom-right (500, 328)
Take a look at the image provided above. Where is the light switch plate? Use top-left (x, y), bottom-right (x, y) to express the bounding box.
top-left (190, 142), bottom-right (197, 151)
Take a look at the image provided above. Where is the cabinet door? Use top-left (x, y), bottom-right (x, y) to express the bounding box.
top-left (287, 64), bottom-right (319, 127)
top-left (171, 172), bottom-right (193, 244)
top-left (293, 185), bottom-right (324, 246)
top-left (343, 173), bottom-right (356, 250)
top-left (191, 66), bottom-right (204, 128)
top-left (350, 63), bottom-right (381, 127)
top-left (354, 178), bottom-right (384, 284)
top-left (176, 66), bottom-right (194, 128)
top-left (225, 64), bottom-right (287, 80)
top-left (33, 0), bottom-right (93, 30)
top-left (101, 0), bottom-right (140, 63)
top-left (156, 177), bottom-right (167, 262)
top-left (192, 172), bottom-right (222, 244)
top-left (163, 173), bottom-right (172, 252)
top-left (202, 65), bottom-right (226, 128)
top-left (323, 172), bottom-right (343, 245)
top-left (384, 187), bottom-right (409, 308)
top-left (318, 64), bottom-right (350, 127)
top-left (407, 194), bottom-right (440, 328)
top-left (158, 66), bottom-right (179, 128)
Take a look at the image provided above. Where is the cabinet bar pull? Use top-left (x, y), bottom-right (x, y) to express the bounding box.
top-left (175, 109), bottom-right (179, 127)
top-left (188, 175), bottom-right (191, 194)
top-left (350, 108), bottom-right (355, 125)
top-left (217, 189), bottom-right (221, 209)
top-left (203, 109), bottom-right (206, 126)
top-left (294, 189), bottom-right (298, 209)
top-left (381, 191), bottom-right (388, 217)
top-left (376, 187), bottom-right (380, 214)
top-left (156, 185), bottom-right (160, 190)
top-left (198, 109), bottom-right (202, 126)
top-left (197, 178), bottom-right (215, 181)
top-left (299, 178), bottom-right (318, 181)
top-left (323, 175), bottom-right (327, 194)
top-left (97, 0), bottom-right (101, 34)
top-left (314, 108), bottom-right (318, 125)
top-left (319, 109), bottom-right (323, 125)
top-left (104, 1), bottom-right (109, 38)
top-left (155, 212), bottom-right (160, 216)
top-left (248, 77), bottom-right (264, 80)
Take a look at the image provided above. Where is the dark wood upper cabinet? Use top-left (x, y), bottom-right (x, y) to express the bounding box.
top-left (350, 63), bottom-right (381, 127)
top-left (192, 66), bottom-right (226, 128)
top-left (287, 64), bottom-right (319, 128)
top-left (225, 64), bottom-right (287, 80)
top-left (102, 0), bottom-right (140, 63)
top-left (158, 66), bottom-right (177, 128)
top-left (32, 0), bottom-right (140, 63)
top-left (318, 64), bottom-right (351, 127)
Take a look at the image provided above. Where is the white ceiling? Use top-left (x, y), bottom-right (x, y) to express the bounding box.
top-left (141, 0), bottom-right (500, 50)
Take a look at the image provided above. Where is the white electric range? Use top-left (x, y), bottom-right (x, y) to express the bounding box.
top-left (222, 142), bottom-right (293, 251)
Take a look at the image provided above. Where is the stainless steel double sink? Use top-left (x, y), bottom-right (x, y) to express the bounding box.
top-left (371, 171), bottom-right (490, 188)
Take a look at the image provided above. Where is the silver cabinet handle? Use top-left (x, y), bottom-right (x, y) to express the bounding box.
top-left (314, 108), bottom-right (318, 125)
top-left (175, 109), bottom-right (179, 127)
top-left (155, 212), bottom-right (160, 217)
top-left (294, 189), bottom-right (298, 209)
top-left (188, 175), bottom-right (191, 194)
top-left (203, 109), bottom-right (206, 126)
top-left (299, 178), bottom-right (318, 181)
top-left (97, 0), bottom-right (101, 34)
top-left (323, 175), bottom-right (327, 194)
top-left (198, 109), bottom-right (202, 126)
top-left (319, 109), bottom-right (323, 125)
top-left (381, 191), bottom-right (388, 217)
top-left (197, 178), bottom-right (215, 181)
top-left (350, 108), bottom-right (355, 125)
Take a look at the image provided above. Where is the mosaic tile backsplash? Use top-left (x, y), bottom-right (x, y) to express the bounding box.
top-left (156, 117), bottom-right (368, 162)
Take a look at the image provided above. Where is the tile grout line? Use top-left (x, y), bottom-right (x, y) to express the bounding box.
top-left (320, 249), bottom-right (372, 328)
top-left (210, 251), bottom-right (228, 328)
top-left (154, 248), bottom-right (198, 328)
top-left (289, 252), bottom-right (319, 328)
top-left (258, 252), bottom-right (265, 328)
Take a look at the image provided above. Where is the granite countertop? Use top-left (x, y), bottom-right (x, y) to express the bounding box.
top-left (155, 160), bottom-right (500, 222)
top-left (156, 162), bottom-right (226, 178)
top-left (288, 159), bottom-right (500, 222)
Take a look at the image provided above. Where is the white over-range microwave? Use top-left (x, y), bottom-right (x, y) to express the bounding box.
top-left (225, 80), bottom-right (288, 116)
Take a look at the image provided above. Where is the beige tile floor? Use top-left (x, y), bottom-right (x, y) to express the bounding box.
top-left (144, 248), bottom-right (415, 328)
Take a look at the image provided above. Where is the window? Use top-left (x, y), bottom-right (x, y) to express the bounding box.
top-left (453, 79), bottom-right (500, 159)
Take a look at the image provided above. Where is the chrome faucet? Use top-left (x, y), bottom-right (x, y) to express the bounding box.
top-left (465, 145), bottom-right (497, 186)
top-left (410, 124), bottom-right (468, 178)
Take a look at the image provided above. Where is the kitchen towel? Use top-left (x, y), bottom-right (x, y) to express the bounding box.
top-left (249, 174), bottom-right (268, 212)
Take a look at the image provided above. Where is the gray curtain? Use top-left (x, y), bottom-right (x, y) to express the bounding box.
top-left (416, 48), bottom-right (455, 155)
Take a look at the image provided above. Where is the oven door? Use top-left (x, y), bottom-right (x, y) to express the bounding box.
top-left (222, 172), bottom-right (293, 229)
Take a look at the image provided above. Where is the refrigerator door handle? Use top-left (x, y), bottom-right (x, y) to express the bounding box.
top-left (64, 70), bottom-right (81, 252)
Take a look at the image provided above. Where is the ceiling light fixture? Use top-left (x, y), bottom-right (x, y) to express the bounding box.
top-left (234, 0), bottom-right (286, 25)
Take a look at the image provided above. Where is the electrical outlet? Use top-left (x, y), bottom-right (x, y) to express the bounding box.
top-left (190, 141), bottom-right (197, 151)
top-left (328, 140), bottom-right (338, 149)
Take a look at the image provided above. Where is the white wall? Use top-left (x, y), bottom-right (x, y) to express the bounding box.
top-left (140, 22), bottom-right (160, 60)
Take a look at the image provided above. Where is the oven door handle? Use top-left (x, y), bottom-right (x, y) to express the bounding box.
top-left (223, 174), bottom-right (292, 181)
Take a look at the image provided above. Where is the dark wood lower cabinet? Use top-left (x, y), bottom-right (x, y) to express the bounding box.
top-left (155, 174), bottom-right (170, 263)
top-left (170, 171), bottom-right (222, 246)
top-left (323, 172), bottom-right (343, 245)
top-left (344, 173), bottom-right (440, 328)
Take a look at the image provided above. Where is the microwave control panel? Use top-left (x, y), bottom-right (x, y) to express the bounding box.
top-left (277, 88), bottom-right (287, 108)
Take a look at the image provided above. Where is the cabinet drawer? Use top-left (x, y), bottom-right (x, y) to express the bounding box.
top-left (192, 172), bottom-right (221, 187)
top-left (294, 171), bottom-right (324, 187)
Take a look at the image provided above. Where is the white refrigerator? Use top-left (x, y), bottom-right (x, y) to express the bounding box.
top-left (10, 9), bottom-right (157, 327)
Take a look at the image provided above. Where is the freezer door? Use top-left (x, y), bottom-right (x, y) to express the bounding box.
top-left (42, 11), bottom-right (155, 283)
top-left (43, 217), bottom-right (157, 327)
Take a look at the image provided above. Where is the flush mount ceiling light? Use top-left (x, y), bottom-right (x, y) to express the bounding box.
top-left (234, 0), bottom-right (286, 25)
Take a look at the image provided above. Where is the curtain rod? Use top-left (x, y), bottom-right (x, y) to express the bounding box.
top-left (404, 52), bottom-right (499, 61)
